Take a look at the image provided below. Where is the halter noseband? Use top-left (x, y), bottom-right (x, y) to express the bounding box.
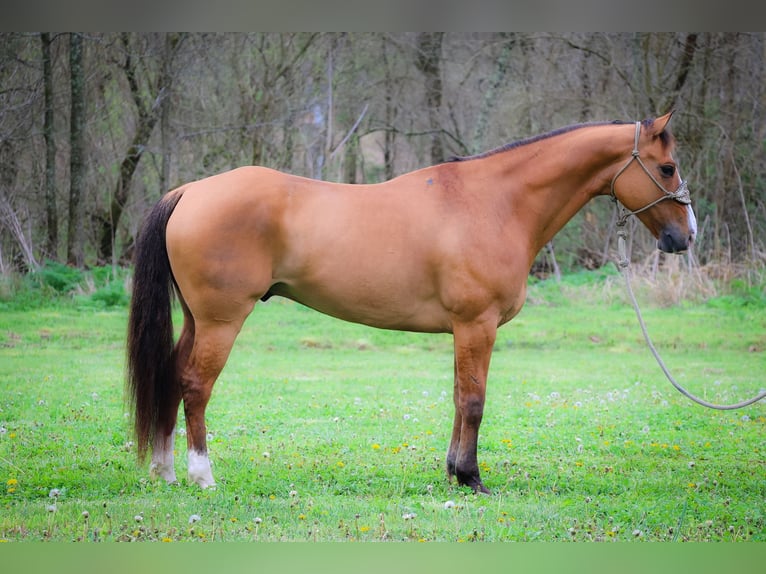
top-left (610, 121), bottom-right (691, 225)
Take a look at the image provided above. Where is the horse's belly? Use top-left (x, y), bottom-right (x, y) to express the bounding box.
top-left (270, 280), bottom-right (452, 334)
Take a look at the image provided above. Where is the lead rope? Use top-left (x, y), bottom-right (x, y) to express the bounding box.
top-left (616, 222), bottom-right (766, 410)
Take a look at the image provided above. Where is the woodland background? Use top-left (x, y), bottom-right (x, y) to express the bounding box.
top-left (0, 32), bottom-right (764, 278)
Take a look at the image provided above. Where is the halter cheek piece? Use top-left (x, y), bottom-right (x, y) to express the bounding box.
top-left (610, 121), bottom-right (691, 226)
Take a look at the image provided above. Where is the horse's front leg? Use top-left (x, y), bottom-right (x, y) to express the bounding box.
top-left (446, 318), bottom-right (497, 494)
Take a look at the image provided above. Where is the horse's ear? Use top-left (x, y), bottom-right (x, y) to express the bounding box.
top-left (650, 111), bottom-right (674, 136)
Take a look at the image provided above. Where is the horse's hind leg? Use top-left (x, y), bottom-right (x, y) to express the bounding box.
top-left (179, 318), bottom-right (244, 488)
top-left (149, 314), bottom-right (192, 484)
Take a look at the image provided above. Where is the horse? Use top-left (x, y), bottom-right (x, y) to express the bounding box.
top-left (126, 111), bottom-right (696, 494)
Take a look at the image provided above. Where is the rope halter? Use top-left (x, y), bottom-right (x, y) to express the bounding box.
top-left (610, 121), bottom-right (691, 228)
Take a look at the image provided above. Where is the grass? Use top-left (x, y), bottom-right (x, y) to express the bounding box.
top-left (0, 271), bottom-right (764, 542)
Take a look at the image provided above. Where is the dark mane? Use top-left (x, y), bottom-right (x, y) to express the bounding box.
top-left (449, 120), bottom-right (635, 162)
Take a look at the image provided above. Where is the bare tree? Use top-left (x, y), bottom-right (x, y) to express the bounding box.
top-left (97, 33), bottom-right (185, 263)
top-left (67, 32), bottom-right (85, 267)
top-left (415, 32), bottom-right (445, 164)
top-left (40, 32), bottom-right (58, 260)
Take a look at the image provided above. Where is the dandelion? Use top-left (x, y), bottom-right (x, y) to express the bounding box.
top-left (46, 504), bottom-right (57, 513)
top-left (262, 452), bottom-right (270, 459)
top-left (254, 517), bottom-right (262, 525)
top-left (444, 500), bottom-right (455, 509)
top-left (82, 511), bottom-right (90, 520)
top-left (162, 537), bottom-right (172, 542)
top-left (134, 515), bottom-right (143, 523)
top-left (688, 461), bottom-right (696, 469)
top-left (402, 512), bottom-right (416, 520)
top-left (632, 529), bottom-right (643, 538)
top-left (189, 514), bottom-right (201, 524)
top-left (289, 490), bottom-right (298, 497)
top-left (371, 443), bottom-right (381, 450)
top-left (48, 488), bottom-right (60, 498)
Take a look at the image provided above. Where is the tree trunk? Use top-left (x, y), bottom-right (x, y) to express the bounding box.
top-left (664, 33), bottom-right (698, 111)
top-left (41, 32), bottom-right (58, 261)
top-left (66, 32), bottom-right (85, 267)
top-left (415, 32), bottom-right (445, 164)
top-left (472, 34), bottom-right (514, 153)
top-left (159, 34), bottom-right (175, 195)
top-left (382, 35), bottom-right (396, 181)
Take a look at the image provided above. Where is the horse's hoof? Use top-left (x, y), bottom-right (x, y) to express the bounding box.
top-left (475, 483), bottom-right (491, 495)
top-left (149, 464), bottom-right (177, 485)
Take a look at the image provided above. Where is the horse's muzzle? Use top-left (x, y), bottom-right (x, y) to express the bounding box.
top-left (657, 225), bottom-right (694, 254)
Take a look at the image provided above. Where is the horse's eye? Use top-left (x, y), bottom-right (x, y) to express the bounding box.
top-left (660, 164), bottom-right (675, 178)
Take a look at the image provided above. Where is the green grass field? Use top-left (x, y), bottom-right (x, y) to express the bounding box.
top-left (0, 272), bottom-right (764, 542)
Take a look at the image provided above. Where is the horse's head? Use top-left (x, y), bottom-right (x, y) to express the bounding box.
top-left (610, 112), bottom-right (697, 253)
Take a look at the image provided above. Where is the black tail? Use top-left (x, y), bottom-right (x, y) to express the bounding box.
top-left (126, 190), bottom-right (185, 461)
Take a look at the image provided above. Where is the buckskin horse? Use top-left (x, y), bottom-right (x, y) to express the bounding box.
top-left (127, 112), bottom-right (696, 493)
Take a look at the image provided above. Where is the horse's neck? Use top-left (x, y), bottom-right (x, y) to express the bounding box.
top-left (472, 126), bottom-right (629, 254)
